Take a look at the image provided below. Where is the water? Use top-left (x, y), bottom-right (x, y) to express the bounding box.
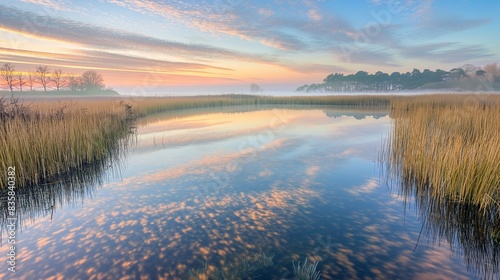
top-left (1, 106), bottom-right (497, 279)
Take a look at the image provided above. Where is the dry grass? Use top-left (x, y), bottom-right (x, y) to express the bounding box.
top-left (0, 96), bottom-right (133, 189)
top-left (385, 93), bottom-right (500, 212)
top-left (128, 94), bottom-right (391, 116)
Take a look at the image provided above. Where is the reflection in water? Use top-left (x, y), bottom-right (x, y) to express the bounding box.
top-left (384, 155), bottom-right (500, 279)
top-left (0, 123), bottom-right (135, 241)
top-left (323, 108), bottom-right (388, 120)
top-left (399, 178), bottom-right (499, 279)
top-left (0, 106), bottom-right (492, 279)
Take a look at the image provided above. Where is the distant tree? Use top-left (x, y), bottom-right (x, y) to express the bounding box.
top-left (323, 73), bottom-right (345, 91)
top-left (411, 68), bottom-right (421, 77)
top-left (435, 69), bottom-right (448, 81)
top-left (390, 72), bottom-right (401, 90)
top-left (17, 73), bottom-right (27, 92)
top-left (449, 68), bottom-right (467, 79)
top-left (296, 84), bottom-right (309, 92)
top-left (476, 70), bottom-right (486, 77)
top-left (36, 65), bottom-right (50, 91)
top-left (27, 72), bottom-right (35, 91)
top-left (250, 83), bottom-right (263, 93)
top-left (374, 71), bottom-right (390, 91)
top-left (483, 63), bottom-right (500, 83)
top-left (460, 64), bottom-right (479, 76)
top-left (81, 70), bottom-right (104, 91)
top-left (51, 69), bottom-right (66, 91)
top-left (68, 75), bottom-right (82, 91)
top-left (296, 66), bottom-right (499, 93)
top-left (1, 63), bottom-right (15, 92)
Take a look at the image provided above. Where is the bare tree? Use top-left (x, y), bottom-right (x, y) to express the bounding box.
top-left (36, 65), bottom-right (50, 91)
top-left (483, 63), bottom-right (500, 83)
top-left (18, 73), bottom-right (27, 92)
top-left (1, 63), bottom-right (15, 92)
top-left (81, 70), bottom-right (104, 91)
top-left (28, 72), bottom-right (34, 91)
top-left (250, 83), bottom-right (263, 93)
top-left (52, 69), bottom-right (66, 91)
top-left (68, 75), bottom-right (82, 91)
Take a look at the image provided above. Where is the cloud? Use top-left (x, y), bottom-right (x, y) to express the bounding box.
top-left (417, 17), bottom-right (491, 37)
top-left (0, 47), bottom-right (233, 73)
top-left (258, 8), bottom-right (273, 16)
top-left (281, 63), bottom-right (348, 74)
top-left (260, 33), bottom-right (308, 51)
top-left (307, 9), bottom-right (322, 21)
top-left (20, 0), bottom-right (69, 11)
top-left (0, 4), bottom-right (274, 63)
top-left (400, 42), bottom-right (494, 63)
top-left (105, 0), bottom-right (356, 52)
top-left (368, 0), bottom-right (435, 18)
top-left (340, 48), bottom-right (400, 67)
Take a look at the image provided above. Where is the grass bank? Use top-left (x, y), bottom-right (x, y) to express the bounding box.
top-left (1, 89), bottom-right (120, 97)
top-left (385, 93), bottom-right (500, 212)
top-left (0, 96), bottom-right (133, 189)
top-left (127, 94), bottom-right (391, 116)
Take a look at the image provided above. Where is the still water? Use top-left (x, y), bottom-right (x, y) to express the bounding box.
top-left (1, 106), bottom-right (497, 279)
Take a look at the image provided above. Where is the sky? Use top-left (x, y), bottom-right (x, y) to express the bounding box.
top-left (0, 0), bottom-right (499, 94)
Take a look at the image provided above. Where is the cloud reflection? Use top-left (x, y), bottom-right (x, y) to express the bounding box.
top-left (0, 108), bottom-right (483, 279)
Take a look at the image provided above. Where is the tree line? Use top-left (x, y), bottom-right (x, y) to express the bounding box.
top-left (297, 64), bottom-right (500, 92)
top-left (0, 63), bottom-right (105, 92)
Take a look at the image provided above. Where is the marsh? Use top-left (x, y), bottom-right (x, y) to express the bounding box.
top-left (1, 101), bottom-right (497, 279)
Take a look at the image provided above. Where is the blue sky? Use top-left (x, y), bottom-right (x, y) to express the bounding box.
top-left (0, 0), bottom-right (498, 93)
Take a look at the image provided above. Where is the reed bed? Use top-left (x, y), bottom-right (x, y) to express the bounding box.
top-left (129, 94), bottom-right (391, 117)
top-left (385, 94), bottom-right (500, 212)
top-left (0, 97), bottom-right (133, 189)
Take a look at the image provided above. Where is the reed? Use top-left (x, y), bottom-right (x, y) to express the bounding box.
top-left (292, 258), bottom-right (321, 280)
top-left (187, 253), bottom-right (274, 280)
top-left (385, 93), bottom-right (500, 212)
top-left (0, 96), bottom-right (133, 189)
top-left (128, 94), bottom-right (391, 117)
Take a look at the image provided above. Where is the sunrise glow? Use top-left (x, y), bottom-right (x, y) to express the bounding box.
top-left (1, 1), bottom-right (499, 94)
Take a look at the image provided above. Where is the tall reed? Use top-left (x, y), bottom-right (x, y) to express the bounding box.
top-left (0, 97), bottom-right (133, 189)
top-left (385, 94), bottom-right (500, 212)
top-left (128, 94), bottom-right (391, 117)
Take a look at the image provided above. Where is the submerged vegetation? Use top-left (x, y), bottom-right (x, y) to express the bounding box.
top-left (188, 253), bottom-right (274, 280)
top-left (187, 254), bottom-right (323, 280)
top-left (293, 258), bottom-right (321, 280)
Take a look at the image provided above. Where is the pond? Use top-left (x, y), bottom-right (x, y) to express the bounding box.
top-left (1, 106), bottom-right (497, 279)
